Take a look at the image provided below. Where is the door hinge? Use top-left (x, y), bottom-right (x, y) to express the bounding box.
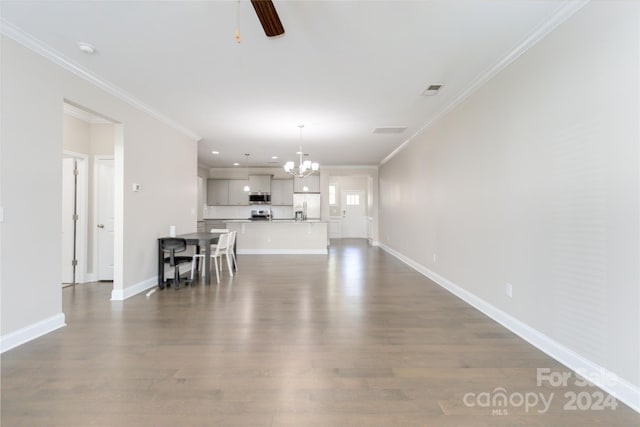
top-left (72, 260), bottom-right (78, 267)
top-left (72, 214), bottom-right (79, 221)
top-left (73, 168), bottom-right (79, 176)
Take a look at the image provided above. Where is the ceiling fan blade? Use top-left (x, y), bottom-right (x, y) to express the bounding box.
top-left (250, 0), bottom-right (285, 37)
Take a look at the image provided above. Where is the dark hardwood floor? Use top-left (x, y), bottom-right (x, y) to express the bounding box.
top-left (2, 239), bottom-right (638, 426)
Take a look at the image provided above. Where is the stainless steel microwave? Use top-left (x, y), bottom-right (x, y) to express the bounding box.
top-left (249, 193), bottom-right (270, 204)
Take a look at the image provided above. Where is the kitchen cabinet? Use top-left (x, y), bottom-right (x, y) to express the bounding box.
top-left (270, 179), bottom-right (293, 205)
top-left (248, 175), bottom-right (271, 193)
top-left (228, 179), bottom-right (249, 205)
top-left (294, 174), bottom-right (320, 193)
top-left (207, 179), bottom-right (229, 205)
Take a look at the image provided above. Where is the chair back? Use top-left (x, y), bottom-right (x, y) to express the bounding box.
top-left (227, 230), bottom-right (237, 252)
top-left (213, 232), bottom-right (230, 255)
top-left (160, 238), bottom-right (187, 266)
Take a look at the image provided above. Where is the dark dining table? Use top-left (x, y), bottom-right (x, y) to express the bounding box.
top-left (157, 231), bottom-right (227, 286)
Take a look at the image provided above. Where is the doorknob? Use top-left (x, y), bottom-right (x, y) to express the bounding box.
top-left (97, 224), bottom-right (105, 228)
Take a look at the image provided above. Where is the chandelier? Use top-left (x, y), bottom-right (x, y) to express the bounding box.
top-left (284, 125), bottom-right (319, 178)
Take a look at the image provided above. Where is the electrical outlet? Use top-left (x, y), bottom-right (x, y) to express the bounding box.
top-left (505, 283), bottom-right (513, 298)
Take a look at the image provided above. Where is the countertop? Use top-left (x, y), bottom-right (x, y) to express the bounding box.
top-left (203, 217), bottom-right (326, 223)
top-left (222, 219), bottom-right (325, 223)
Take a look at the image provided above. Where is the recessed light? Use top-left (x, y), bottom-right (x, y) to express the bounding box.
top-left (271, 156), bottom-right (278, 159)
top-left (77, 42), bottom-right (96, 54)
top-left (211, 151), bottom-right (219, 155)
top-left (233, 162), bottom-right (240, 166)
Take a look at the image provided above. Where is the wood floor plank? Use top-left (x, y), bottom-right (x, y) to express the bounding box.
top-left (1, 239), bottom-right (638, 426)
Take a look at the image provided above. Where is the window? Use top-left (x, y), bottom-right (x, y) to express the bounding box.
top-left (329, 184), bottom-right (336, 206)
top-left (346, 194), bottom-right (360, 206)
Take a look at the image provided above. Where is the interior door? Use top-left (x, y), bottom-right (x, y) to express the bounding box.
top-left (61, 158), bottom-right (75, 285)
top-left (96, 158), bottom-right (115, 281)
top-left (341, 190), bottom-right (366, 238)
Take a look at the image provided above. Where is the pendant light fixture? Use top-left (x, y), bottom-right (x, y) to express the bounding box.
top-left (243, 153), bottom-right (251, 192)
top-left (235, 0), bottom-right (242, 43)
top-left (284, 125), bottom-right (319, 178)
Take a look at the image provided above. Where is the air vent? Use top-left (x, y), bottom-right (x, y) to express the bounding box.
top-left (373, 126), bottom-right (407, 134)
top-left (422, 84), bottom-right (444, 96)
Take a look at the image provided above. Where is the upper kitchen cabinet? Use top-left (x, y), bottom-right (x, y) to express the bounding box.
top-left (294, 174), bottom-right (320, 193)
top-left (248, 175), bottom-right (271, 193)
top-left (228, 179), bottom-right (250, 205)
top-left (207, 179), bottom-right (229, 205)
top-left (270, 179), bottom-right (294, 206)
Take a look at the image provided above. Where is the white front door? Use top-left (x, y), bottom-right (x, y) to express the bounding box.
top-left (96, 158), bottom-right (115, 281)
top-left (341, 190), bottom-right (366, 238)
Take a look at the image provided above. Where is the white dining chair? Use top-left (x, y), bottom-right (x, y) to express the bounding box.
top-left (225, 230), bottom-right (238, 274)
top-left (212, 232), bottom-right (232, 283)
top-left (190, 232), bottom-right (230, 283)
top-left (190, 228), bottom-right (229, 280)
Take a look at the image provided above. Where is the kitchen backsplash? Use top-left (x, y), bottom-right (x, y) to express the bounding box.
top-left (204, 205), bottom-right (294, 220)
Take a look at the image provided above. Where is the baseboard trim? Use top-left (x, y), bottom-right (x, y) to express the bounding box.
top-left (378, 243), bottom-right (640, 414)
top-left (0, 313), bottom-right (66, 353)
top-left (237, 249), bottom-right (328, 255)
top-left (111, 265), bottom-right (200, 300)
top-left (111, 276), bottom-right (157, 301)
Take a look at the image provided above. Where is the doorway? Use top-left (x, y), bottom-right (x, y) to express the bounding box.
top-left (341, 190), bottom-right (367, 238)
top-left (62, 101), bottom-right (118, 296)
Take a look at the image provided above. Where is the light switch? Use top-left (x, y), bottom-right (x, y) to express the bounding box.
top-left (0, 206), bottom-right (4, 223)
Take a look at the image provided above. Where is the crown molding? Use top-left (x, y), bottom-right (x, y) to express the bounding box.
top-left (380, 0), bottom-right (590, 166)
top-left (0, 19), bottom-right (201, 142)
top-left (63, 103), bottom-right (112, 125)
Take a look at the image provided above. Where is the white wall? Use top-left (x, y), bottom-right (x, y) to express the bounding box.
top-left (379, 1), bottom-right (639, 392)
top-left (1, 35), bottom-right (197, 345)
top-left (63, 114), bottom-right (91, 154)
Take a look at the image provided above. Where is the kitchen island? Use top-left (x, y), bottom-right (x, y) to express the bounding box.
top-left (224, 220), bottom-right (328, 254)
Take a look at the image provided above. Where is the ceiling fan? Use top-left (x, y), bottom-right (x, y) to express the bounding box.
top-left (250, 0), bottom-right (285, 37)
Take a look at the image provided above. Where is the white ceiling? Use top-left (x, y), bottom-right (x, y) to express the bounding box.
top-left (1, 1), bottom-right (581, 169)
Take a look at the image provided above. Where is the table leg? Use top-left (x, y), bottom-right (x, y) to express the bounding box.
top-left (158, 239), bottom-right (165, 289)
top-left (204, 239), bottom-right (211, 284)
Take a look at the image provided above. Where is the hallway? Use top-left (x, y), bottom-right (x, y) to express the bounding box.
top-left (2, 240), bottom-right (638, 426)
